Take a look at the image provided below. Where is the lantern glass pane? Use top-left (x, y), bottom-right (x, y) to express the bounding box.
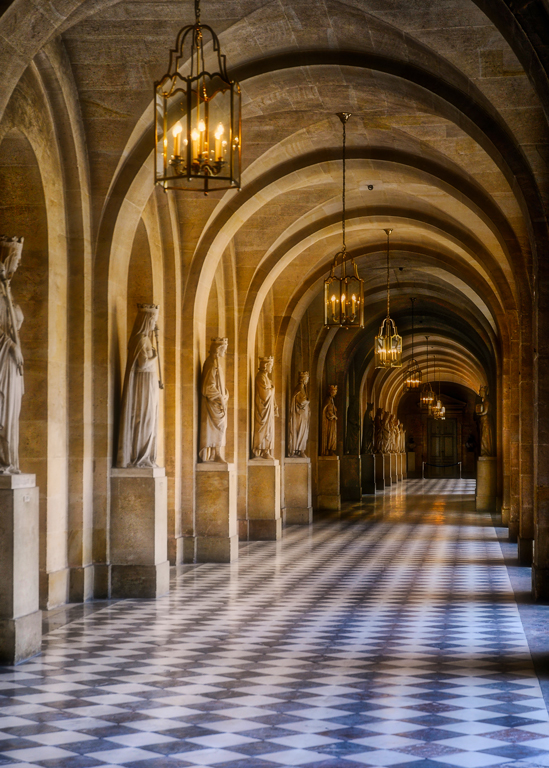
top-left (325, 277), bottom-right (342, 326)
top-left (342, 274), bottom-right (364, 327)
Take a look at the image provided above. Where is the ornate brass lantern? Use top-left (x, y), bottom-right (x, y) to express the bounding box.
top-left (324, 113), bottom-right (364, 328)
top-left (154, 0), bottom-right (241, 194)
top-left (403, 297), bottom-right (422, 391)
top-left (431, 356), bottom-right (446, 420)
top-left (420, 336), bottom-right (435, 409)
top-left (375, 228), bottom-right (402, 368)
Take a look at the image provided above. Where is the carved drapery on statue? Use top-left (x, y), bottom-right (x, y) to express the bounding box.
top-left (252, 356), bottom-right (278, 459)
top-left (381, 411), bottom-right (392, 453)
top-left (476, 386), bottom-right (495, 457)
top-left (345, 397), bottom-right (361, 455)
top-left (321, 385), bottom-right (338, 456)
top-left (199, 337), bottom-right (229, 462)
top-left (0, 236), bottom-right (24, 474)
top-left (288, 371), bottom-right (310, 458)
top-left (373, 407), bottom-right (383, 453)
top-left (399, 422), bottom-right (406, 453)
top-left (361, 402), bottom-right (374, 454)
top-left (117, 304), bottom-right (160, 468)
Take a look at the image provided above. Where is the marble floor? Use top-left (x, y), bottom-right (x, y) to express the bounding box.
top-left (2, 479), bottom-right (549, 768)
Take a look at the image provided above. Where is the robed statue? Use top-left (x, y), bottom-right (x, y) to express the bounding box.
top-left (476, 385), bottom-right (495, 457)
top-left (373, 407), bottom-right (384, 453)
top-left (252, 356), bottom-right (278, 459)
top-left (0, 236), bottom-right (24, 474)
top-left (345, 397), bottom-right (361, 455)
top-left (199, 337), bottom-right (229, 463)
top-left (361, 402), bottom-right (374, 454)
top-left (321, 384), bottom-right (338, 456)
top-left (117, 303), bottom-right (161, 468)
top-left (288, 371), bottom-right (310, 458)
top-left (381, 410), bottom-right (392, 453)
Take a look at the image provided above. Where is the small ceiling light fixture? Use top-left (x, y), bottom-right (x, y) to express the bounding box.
top-left (154, 0), bottom-right (241, 194)
top-left (403, 297), bottom-right (421, 391)
top-left (420, 336), bottom-right (435, 409)
top-left (375, 228), bottom-right (402, 368)
top-left (324, 113), bottom-right (364, 329)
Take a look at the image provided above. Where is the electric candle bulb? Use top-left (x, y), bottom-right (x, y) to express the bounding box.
top-left (172, 122), bottom-right (183, 156)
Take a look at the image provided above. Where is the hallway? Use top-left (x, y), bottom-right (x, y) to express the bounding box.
top-left (1, 480), bottom-right (549, 768)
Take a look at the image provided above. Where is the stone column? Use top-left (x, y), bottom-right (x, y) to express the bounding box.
top-left (341, 455), bottom-right (362, 500)
top-left (283, 458), bottom-right (312, 524)
top-left (195, 463), bottom-right (238, 562)
top-left (401, 453), bottom-right (407, 480)
top-left (0, 475), bottom-right (41, 665)
top-left (248, 458), bottom-right (281, 539)
top-left (317, 455), bottom-right (341, 509)
top-left (110, 467), bottom-right (170, 598)
top-left (384, 454), bottom-right (392, 486)
top-left (390, 453), bottom-right (398, 483)
top-left (361, 453), bottom-right (376, 494)
top-left (476, 457), bottom-right (497, 512)
top-left (519, 337), bottom-right (534, 564)
top-left (375, 454), bottom-right (385, 491)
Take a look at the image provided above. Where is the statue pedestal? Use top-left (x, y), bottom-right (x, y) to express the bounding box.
top-left (283, 458), bottom-right (312, 524)
top-left (390, 453), bottom-right (398, 483)
top-left (196, 463), bottom-right (238, 562)
top-left (375, 454), bottom-right (385, 491)
top-left (407, 451), bottom-right (416, 474)
top-left (402, 453), bottom-right (407, 479)
top-left (317, 456), bottom-right (341, 510)
top-left (397, 453), bottom-right (404, 481)
top-left (361, 454), bottom-right (376, 494)
top-left (341, 455), bottom-right (362, 501)
top-left (110, 468), bottom-right (170, 598)
top-left (476, 457), bottom-right (497, 511)
top-left (383, 454), bottom-right (392, 486)
top-left (248, 459), bottom-right (281, 540)
top-left (0, 475), bottom-right (41, 665)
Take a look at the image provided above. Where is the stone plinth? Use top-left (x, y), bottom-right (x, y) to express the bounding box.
top-left (375, 454), bottom-right (385, 491)
top-left (397, 453), bottom-right (404, 481)
top-left (400, 453), bottom-right (407, 480)
top-left (476, 457), bottom-right (497, 512)
top-left (407, 451), bottom-right (416, 474)
top-left (110, 467), bottom-right (170, 598)
top-left (390, 453), bottom-right (398, 483)
top-left (361, 454), bottom-right (376, 494)
top-left (384, 454), bottom-right (392, 486)
top-left (248, 459), bottom-right (281, 540)
top-left (283, 458), bottom-right (312, 525)
top-left (196, 463), bottom-right (238, 562)
top-left (318, 456), bottom-right (341, 510)
top-left (341, 455), bottom-right (362, 501)
top-left (0, 475), bottom-right (41, 665)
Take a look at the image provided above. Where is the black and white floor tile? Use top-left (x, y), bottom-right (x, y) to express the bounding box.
top-left (1, 479), bottom-right (548, 768)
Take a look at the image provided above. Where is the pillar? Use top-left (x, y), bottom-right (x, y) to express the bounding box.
top-left (361, 453), bottom-right (376, 494)
top-left (283, 458), bottom-right (312, 524)
top-left (341, 455), bottom-right (361, 501)
top-left (248, 458), bottom-right (281, 539)
top-left (195, 463), bottom-right (238, 562)
top-left (317, 456), bottom-right (341, 510)
top-left (375, 453), bottom-right (385, 491)
top-left (0, 475), bottom-right (41, 665)
top-left (110, 467), bottom-right (170, 598)
top-left (476, 457), bottom-right (497, 512)
top-left (384, 454), bottom-right (392, 486)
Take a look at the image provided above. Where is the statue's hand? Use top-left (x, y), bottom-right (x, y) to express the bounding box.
top-left (11, 343), bottom-right (23, 368)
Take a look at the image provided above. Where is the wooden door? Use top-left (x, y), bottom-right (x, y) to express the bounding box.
top-left (427, 418), bottom-right (457, 477)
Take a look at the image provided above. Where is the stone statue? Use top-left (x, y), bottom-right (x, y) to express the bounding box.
top-left (361, 402), bottom-right (374, 454)
top-left (199, 337), bottom-right (229, 463)
top-left (288, 371), bottom-right (310, 458)
top-left (381, 411), bottom-right (392, 453)
top-left (476, 385), bottom-right (495, 457)
top-left (117, 303), bottom-right (161, 468)
top-left (0, 236), bottom-right (25, 474)
top-left (390, 415), bottom-right (399, 453)
top-left (345, 397), bottom-right (361, 455)
top-left (252, 356), bottom-right (278, 459)
top-left (399, 422), bottom-right (406, 453)
top-left (321, 384), bottom-right (338, 456)
top-left (374, 407), bottom-right (384, 453)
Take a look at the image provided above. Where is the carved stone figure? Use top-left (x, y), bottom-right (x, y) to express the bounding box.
top-left (374, 407), bottom-right (384, 453)
top-left (391, 416), bottom-right (400, 453)
top-left (199, 337), bottom-right (229, 463)
top-left (361, 402), bottom-right (374, 454)
top-left (117, 303), bottom-right (160, 468)
top-left (0, 236), bottom-right (25, 474)
top-left (288, 371), bottom-right (310, 458)
top-left (381, 411), bottom-right (392, 453)
top-left (399, 422), bottom-right (406, 453)
top-left (321, 384), bottom-right (338, 456)
top-left (476, 385), bottom-right (495, 457)
top-left (345, 397), bottom-right (361, 455)
top-left (252, 356), bottom-right (278, 459)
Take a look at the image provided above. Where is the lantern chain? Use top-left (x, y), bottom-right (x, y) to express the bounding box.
top-left (195, 0), bottom-right (201, 24)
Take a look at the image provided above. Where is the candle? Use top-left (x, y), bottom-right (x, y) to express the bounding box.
top-left (172, 122), bottom-right (182, 156)
top-left (351, 294), bottom-right (356, 316)
top-left (198, 119), bottom-right (206, 155)
top-left (191, 128), bottom-right (199, 160)
top-left (331, 294), bottom-right (336, 319)
top-left (215, 122), bottom-right (224, 160)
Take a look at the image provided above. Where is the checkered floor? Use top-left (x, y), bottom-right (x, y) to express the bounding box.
top-left (1, 478), bottom-right (548, 768)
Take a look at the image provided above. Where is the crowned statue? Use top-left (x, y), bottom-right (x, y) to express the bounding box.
top-left (199, 337), bottom-right (229, 462)
top-left (252, 356), bottom-right (278, 459)
top-left (288, 370), bottom-right (310, 458)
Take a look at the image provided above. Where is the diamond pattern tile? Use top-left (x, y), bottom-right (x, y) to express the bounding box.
top-left (1, 479), bottom-right (548, 767)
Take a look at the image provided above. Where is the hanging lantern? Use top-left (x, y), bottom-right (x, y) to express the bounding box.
top-left (324, 113), bottom-right (364, 329)
top-left (420, 335), bottom-right (435, 409)
top-left (403, 297), bottom-right (422, 391)
top-left (154, 0), bottom-right (241, 194)
top-left (375, 228), bottom-right (402, 368)
top-left (432, 355), bottom-right (445, 419)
